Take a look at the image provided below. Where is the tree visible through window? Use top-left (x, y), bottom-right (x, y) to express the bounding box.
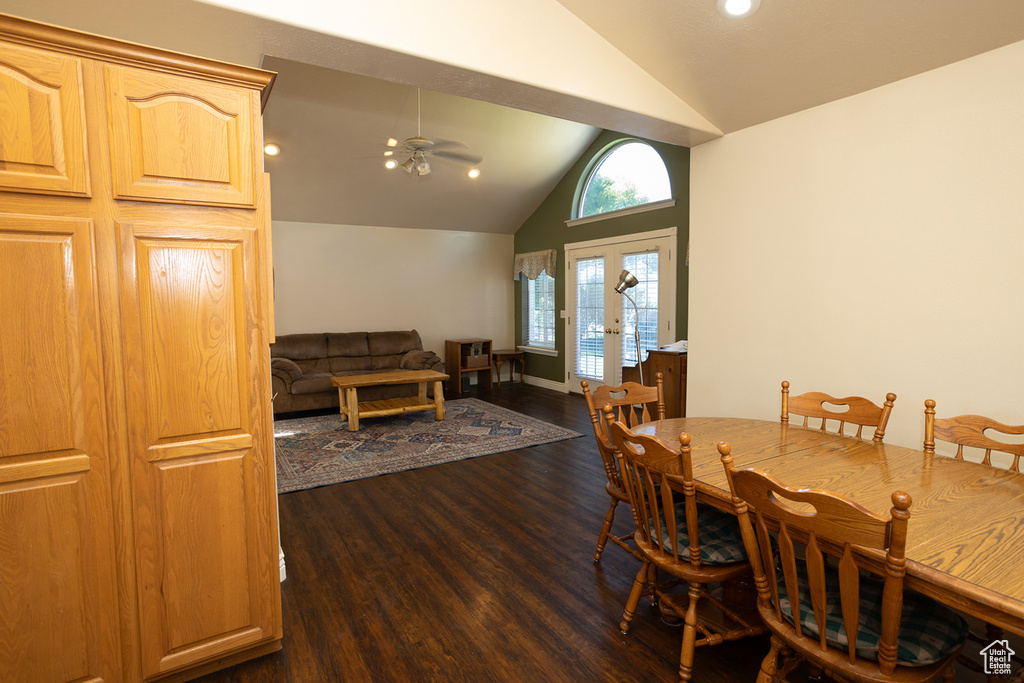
top-left (579, 141), bottom-right (671, 218)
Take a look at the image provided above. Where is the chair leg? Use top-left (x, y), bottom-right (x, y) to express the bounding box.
top-left (620, 560), bottom-right (650, 634)
top-left (677, 583), bottom-right (702, 681)
top-left (646, 561), bottom-right (659, 606)
top-left (756, 635), bottom-right (785, 683)
top-left (594, 497), bottom-right (619, 562)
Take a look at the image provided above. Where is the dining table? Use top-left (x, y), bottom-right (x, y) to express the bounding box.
top-left (634, 416), bottom-right (1024, 638)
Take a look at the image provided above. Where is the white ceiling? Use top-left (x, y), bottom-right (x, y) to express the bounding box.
top-left (5, 0), bottom-right (1024, 233)
top-left (259, 58), bottom-right (601, 233)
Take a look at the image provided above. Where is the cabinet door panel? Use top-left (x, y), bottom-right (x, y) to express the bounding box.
top-left (105, 65), bottom-right (257, 207)
top-left (0, 214), bottom-right (118, 683)
top-left (0, 41), bottom-right (90, 196)
top-left (118, 220), bottom-right (277, 677)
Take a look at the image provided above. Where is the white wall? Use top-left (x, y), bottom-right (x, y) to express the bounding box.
top-left (689, 40), bottom-right (1024, 449)
top-left (271, 221), bottom-right (514, 356)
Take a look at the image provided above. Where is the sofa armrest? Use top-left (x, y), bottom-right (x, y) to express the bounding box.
top-left (401, 349), bottom-right (443, 372)
top-left (271, 358), bottom-right (303, 388)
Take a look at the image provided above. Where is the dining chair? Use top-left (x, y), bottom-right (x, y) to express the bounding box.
top-left (781, 380), bottom-right (897, 442)
top-left (924, 399), bottom-right (1024, 472)
top-left (924, 399), bottom-right (1024, 681)
top-left (720, 443), bottom-right (967, 683)
top-left (581, 374), bottom-right (665, 563)
top-left (606, 410), bottom-right (763, 681)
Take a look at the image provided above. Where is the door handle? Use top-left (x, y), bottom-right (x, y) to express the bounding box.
top-left (614, 328), bottom-right (620, 334)
top-left (605, 328), bottom-right (612, 334)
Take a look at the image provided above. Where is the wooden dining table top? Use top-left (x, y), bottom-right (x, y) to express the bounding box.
top-left (634, 416), bottom-right (1024, 636)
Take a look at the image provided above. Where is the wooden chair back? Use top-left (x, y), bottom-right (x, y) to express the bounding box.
top-left (781, 380), bottom-right (896, 442)
top-left (721, 444), bottom-right (911, 676)
top-left (581, 375), bottom-right (665, 487)
top-left (924, 399), bottom-right (1024, 472)
top-left (604, 414), bottom-right (699, 567)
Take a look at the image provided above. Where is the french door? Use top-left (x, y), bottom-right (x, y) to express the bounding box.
top-left (565, 229), bottom-right (676, 393)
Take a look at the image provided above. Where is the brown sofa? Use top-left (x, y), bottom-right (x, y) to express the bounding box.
top-left (270, 330), bottom-right (443, 414)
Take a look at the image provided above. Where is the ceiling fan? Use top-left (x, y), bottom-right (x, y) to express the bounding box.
top-left (384, 88), bottom-right (483, 178)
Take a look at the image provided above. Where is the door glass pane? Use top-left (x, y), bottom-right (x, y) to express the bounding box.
top-left (621, 251), bottom-right (659, 367)
top-left (575, 257), bottom-right (604, 379)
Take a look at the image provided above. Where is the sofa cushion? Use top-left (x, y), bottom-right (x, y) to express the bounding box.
top-left (370, 354), bottom-right (405, 370)
top-left (296, 358), bottom-right (330, 374)
top-left (290, 373), bottom-right (336, 395)
top-left (326, 332), bottom-right (370, 358)
top-left (270, 333), bottom-right (327, 361)
top-left (328, 355), bottom-right (373, 374)
top-left (367, 330), bottom-right (422, 356)
top-left (333, 368), bottom-right (408, 378)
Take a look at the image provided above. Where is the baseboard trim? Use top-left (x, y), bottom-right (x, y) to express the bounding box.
top-left (524, 375), bottom-right (568, 393)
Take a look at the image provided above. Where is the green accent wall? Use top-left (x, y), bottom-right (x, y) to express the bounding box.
top-left (514, 130), bottom-right (691, 384)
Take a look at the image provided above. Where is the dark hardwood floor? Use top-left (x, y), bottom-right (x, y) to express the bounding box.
top-left (194, 383), bottom-right (775, 682)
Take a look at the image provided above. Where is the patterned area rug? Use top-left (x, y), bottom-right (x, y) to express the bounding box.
top-left (274, 398), bottom-right (583, 493)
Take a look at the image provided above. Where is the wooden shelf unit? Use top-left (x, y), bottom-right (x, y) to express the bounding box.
top-left (446, 339), bottom-right (493, 394)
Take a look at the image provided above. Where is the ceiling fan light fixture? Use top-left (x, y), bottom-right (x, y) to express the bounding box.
top-left (415, 152), bottom-right (431, 175)
top-left (401, 157), bottom-right (416, 173)
top-left (718, 0), bottom-right (759, 18)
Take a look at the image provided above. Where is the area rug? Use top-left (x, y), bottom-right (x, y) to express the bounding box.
top-left (274, 398), bottom-right (583, 493)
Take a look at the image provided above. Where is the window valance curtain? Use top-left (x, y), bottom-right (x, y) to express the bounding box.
top-left (513, 249), bottom-right (557, 280)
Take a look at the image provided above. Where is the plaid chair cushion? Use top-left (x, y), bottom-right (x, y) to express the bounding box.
top-left (777, 561), bottom-right (968, 666)
top-left (659, 501), bottom-right (748, 565)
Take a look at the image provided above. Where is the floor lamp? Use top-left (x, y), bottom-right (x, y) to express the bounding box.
top-left (614, 269), bottom-right (643, 385)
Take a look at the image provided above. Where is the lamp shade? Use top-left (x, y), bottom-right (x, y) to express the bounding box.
top-left (614, 270), bottom-right (639, 294)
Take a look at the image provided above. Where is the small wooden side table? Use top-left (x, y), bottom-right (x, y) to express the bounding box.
top-left (492, 349), bottom-right (524, 387)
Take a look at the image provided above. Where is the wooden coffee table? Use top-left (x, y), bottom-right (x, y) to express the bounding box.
top-left (331, 369), bottom-right (449, 432)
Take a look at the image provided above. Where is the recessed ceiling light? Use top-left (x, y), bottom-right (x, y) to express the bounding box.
top-left (467, 168), bottom-right (481, 179)
top-left (386, 138), bottom-right (398, 147)
top-left (718, 0), bottom-right (760, 18)
top-left (384, 159), bottom-right (398, 170)
top-left (384, 150), bottom-right (393, 157)
top-left (264, 143), bottom-right (280, 156)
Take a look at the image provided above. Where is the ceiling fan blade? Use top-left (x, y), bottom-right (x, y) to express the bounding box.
top-left (432, 150), bottom-right (483, 165)
top-left (429, 138), bottom-right (470, 152)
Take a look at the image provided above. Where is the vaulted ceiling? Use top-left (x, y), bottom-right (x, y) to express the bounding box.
top-left (6, 0), bottom-right (1024, 233)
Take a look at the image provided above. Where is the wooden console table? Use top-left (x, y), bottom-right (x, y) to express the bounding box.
top-left (331, 370), bottom-right (449, 431)
top-left (445, 339), bottom-right (492, 395)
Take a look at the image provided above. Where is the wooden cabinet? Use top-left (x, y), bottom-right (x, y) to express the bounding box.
top-left (623, 349), bottom-right (687, 418)
top-left (0, 16), bottom-right (280, 683)
top-left (445, 339), bottom-right (493, 395)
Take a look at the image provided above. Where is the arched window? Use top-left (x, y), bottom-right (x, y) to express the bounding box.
top-left (578, 140), bottom-right (671, 218)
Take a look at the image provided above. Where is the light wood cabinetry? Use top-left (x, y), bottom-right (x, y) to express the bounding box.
top-left (0, 15), bottom-right (280, 683)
